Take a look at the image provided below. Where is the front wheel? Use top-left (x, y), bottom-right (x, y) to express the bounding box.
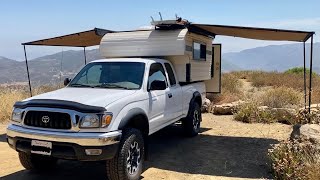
top-left (183, 102), bottom-right (201, 137)
top-left (106, 128), bottom-right (145, 180)
top-left (18, 152), bottom-right (58, 171)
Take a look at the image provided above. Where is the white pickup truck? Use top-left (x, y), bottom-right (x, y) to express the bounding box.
top-left (7, 58), bottom-right (205, 180)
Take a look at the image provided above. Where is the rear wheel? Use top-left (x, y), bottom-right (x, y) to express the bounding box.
top-left (183, 102), bottom-right (201, 137)
top-left (106, 128), bottom-right (144, 180)
top-left (18, 152), bottom-right (58, 171)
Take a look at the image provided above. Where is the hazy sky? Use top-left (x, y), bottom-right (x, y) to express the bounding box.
top-left (1, 0), bottom-right (319, 60)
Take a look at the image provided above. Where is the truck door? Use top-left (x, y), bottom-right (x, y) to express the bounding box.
top-left (204, 44), bottom-right (222, 93)
top-left (164, 63), bottom-right (183, 120)
top-left (147, 63), bottom-right (169, 133)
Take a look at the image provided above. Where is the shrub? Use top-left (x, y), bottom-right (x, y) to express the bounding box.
top-left (233, 101), bottom-right (276, 123)
top-left (269, 139), bottom-right (320, 180)
top-left (285, 67), bottom-right (317, 76)
top-left (259, 87), bottom-right (303, 108)
top-left (234, 87), bottom-right (302, 124)
top-left (207, 73), bottom-right (243, 104)
top-left (221, 73), bottom-right (243, 94)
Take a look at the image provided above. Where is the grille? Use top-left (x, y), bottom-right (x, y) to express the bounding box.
top-left (24, 111), bottom-right (72, 129)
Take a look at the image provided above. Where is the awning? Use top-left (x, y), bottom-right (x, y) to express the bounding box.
top-left (190, 24), bottom-right (315, 42)
top-left (22, 28), bottom-right (113, 47)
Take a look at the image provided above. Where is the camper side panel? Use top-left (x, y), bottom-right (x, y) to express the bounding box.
top-left (165, 55), bottom-right (190, 82)
top-left (100, 29), bottom-right (187, 58)
top-left (185, 32), bottom-right (213, 82)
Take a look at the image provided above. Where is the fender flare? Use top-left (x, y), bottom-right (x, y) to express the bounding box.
top-left (188, 91), bottom-right (202, 116)
top-left (118, 108), bottom-right (149, 133)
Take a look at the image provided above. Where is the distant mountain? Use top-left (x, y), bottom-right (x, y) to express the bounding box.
top-left (0, 43), bottom-right (319, 85)
top-left (221, 59), bottom-right (241, 72)
top-left (223, 43), bottom-right (320, 73)
top-left (0, 49), bottom-right (103, 85)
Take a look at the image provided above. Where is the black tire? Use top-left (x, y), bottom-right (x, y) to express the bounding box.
top-left (183, 102), bottom-right (201, 137)
top-left (18, 152), bottom-right (58, 171)
top-left (106, 128), bottom-right (145, 180)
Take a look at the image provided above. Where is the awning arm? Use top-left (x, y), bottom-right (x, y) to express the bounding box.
top-left (308, 35), bottom-right (314, 113)
top-left (23, 45), bottom-right (32, 97)
top-left (303, 42), bottom-right (307, 109)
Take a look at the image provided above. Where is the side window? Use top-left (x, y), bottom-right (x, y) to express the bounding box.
top-left (164, 63), bottom-right (177, 86)
top-left (148, 63), bottom-right (167, 89)
top-left (77, 65), bottom-right (102, 84)
top-left (193, 42), bottom-right (206, 60)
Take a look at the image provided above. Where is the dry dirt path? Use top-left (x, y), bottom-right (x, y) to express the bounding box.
top-left (0, 114), bottom-right (291, 180)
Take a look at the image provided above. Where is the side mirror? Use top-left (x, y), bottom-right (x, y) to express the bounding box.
top-left (64, 78), bottom-right (71, 86)
top-left (149, 80), bottom-right (166, 91)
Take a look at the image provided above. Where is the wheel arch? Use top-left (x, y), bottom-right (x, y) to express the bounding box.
top-left (190, 91), bottom-right (202, 107)
top-left (118, 108), bottom-right (149, 136)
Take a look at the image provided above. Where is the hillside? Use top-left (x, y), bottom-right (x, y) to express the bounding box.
top-left (224, 43), bottom-right (320, 72)
top-left (0, 43), bottom-right (319, 85)
top-left (0, 49), bottom-right (102, 85)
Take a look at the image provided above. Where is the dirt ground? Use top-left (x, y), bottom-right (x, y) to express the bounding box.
top-left (0, 113), bottom-right (291, 180)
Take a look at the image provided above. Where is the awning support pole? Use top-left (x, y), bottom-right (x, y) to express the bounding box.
top-left (23, 45), bottom-right (32, 97)
top-left (308, 35), bottom-right (314, 113)
top-left (303, 42), bottom-right (306, 109)
top-left (83, 47), bottom-right (87, 65)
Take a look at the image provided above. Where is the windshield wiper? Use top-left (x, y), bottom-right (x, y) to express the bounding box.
top-left (69, 83), bottom-right (94, 88)
top-left (95, 83), bottom-right (130, 90)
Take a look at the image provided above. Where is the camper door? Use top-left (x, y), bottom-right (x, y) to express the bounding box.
top-left (204, 44), bottom-right (221, 93)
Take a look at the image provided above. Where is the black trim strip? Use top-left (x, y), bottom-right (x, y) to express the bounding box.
top-left (186, 63), bottom-right (191, 82)
top-left (14, 99), bottom-right (106, 113)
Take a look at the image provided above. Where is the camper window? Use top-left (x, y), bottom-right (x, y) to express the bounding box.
top-left (193, 42), bottom-right (206, 60)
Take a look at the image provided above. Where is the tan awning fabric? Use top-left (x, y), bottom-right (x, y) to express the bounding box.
top-left (22, 28), bottom-right (113, 47)
top-left (191, 24), bottom-right (314, 42)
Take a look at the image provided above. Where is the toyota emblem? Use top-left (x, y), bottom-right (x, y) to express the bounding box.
top-left (41, 116), bottom-right (50, 123)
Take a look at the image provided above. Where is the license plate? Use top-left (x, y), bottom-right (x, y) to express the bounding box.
top-left (31, 140), bottom-right (52, 156)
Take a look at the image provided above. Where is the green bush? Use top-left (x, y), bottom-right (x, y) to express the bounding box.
top-left (285, 67), bottom-right (317, 76)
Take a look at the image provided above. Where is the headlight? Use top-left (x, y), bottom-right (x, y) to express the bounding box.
top-left (80, 114), bottom-right (100, 128)
top-left (12, 108), bottom-right (23, 122)
top-left (79, 113), bottom-right (113, 128)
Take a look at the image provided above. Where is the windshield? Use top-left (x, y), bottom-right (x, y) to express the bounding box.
top-left (69, 62), bottom-right (145, 90)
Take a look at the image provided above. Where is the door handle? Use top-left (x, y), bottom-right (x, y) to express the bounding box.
top-left (168, 93), bottom-right (173, 98)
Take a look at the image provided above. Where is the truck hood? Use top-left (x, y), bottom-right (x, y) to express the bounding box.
top-left (24, 87), bottom-right (137, 108)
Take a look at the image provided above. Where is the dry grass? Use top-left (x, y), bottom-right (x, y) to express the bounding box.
top-left (0, 85), bottom-right (59, 123)
top-left (259, 87), bottom-right (303, 108)
top-left (234, 87), bottom-right (303, 124)
top-left (230, 71), bottom-right (320, 104)
top-left (207, 73), bottom-right (243, 104)
top-left (269, 139), bottom-right (320, 180)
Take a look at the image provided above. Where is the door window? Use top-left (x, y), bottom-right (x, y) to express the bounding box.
top-left (164, 63), bottom-right (176, 86)
top-left (148, 63), bottom-right (167, 89)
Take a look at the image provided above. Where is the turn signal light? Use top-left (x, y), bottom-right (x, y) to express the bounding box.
top-left (101, 114), bottom-right (112, 127)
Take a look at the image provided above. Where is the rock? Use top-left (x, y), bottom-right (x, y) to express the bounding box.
top-left (291, 124), bottom-right (320, 145)
top-left (213, 104), bottom-right (234, 115)
top-left (212, 100), bottom-right (245, 115)
top-left (201, 98), bottom-right (211, 113)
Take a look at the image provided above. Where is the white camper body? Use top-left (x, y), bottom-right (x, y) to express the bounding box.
top-left (99, 28), bottom-right (221, 93)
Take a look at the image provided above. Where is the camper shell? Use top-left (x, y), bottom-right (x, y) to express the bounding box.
top-left (100, 27), bottom-right (221, 92)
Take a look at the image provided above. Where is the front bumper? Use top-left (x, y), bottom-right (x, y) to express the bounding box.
top-left (7, 124), bottom-right (122, 161)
